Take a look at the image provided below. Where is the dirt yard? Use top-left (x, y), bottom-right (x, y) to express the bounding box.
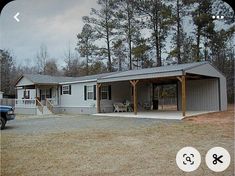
top-left (1, 106), bottom-right (234, 176)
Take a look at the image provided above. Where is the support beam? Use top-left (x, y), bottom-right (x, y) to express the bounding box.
top-left (181, 75), bottom-right (186, 116)
top-left (96, 83), bottom-right (102, 113)
top-left (177, 76), bottom-right (182, 82)
top-left (130, 80), bottom-right (139, 115)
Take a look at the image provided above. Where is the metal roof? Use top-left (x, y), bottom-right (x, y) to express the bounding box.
top-left (23, 74), bottom-right (77, 84)
top-left (98, 62), bottom-right (208, 83)
top-left (17, 72), bottom-right (116, 85)
top-left (16, 61), bottom-right (222, 85)
top-left (59, 72), bottom-right (116, 84)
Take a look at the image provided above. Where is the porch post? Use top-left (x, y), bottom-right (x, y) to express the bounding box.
top-left (96, 83), bottom-right (102, 113)
top-left (177, 75), bottom-right (186, 116)
top-left (130, 80), bottom-right (139, 115)
top-left (182, 75), bottom-right (186, 116)
top-left (35, 85), bottom-right (37, 98)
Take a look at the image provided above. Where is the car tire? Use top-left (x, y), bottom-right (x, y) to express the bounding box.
top-left (1, 117), bottom-right (6, 130)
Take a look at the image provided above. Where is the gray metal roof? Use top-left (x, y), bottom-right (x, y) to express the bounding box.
top-left (59, 72), bottom-right (116, 84)
top-left (23, 74), bottom-right (77, 84)
top-left (21, 72), bottom-right (116, 85)
top-left (98, 62), bottom-right (208, 83)
top-left (18, 61), bottom-right (217, 85)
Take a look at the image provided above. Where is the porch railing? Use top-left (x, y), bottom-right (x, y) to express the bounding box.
top-left (1, 98), bottom-right (15, 107)
top-left (15, 99), bottom-right (36, 108)
top-left (46, 98), bottom-right (57, 106)
top-left (46, 98), bottom-right (54, 112)
top-left (36, 98), bottom-right (43, 114)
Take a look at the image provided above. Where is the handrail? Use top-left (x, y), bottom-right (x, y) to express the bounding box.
top-left (36, 98), bottom-right (43, 114)
top-left (46, 98), bottom-right (54, 112)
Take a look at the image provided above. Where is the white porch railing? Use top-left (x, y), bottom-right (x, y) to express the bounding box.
top-left (15, 99), bottom-right (36, 108)
top-left (46, 98), bottom-right (57, 106)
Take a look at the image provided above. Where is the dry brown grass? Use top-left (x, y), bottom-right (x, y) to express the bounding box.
top-left (1, 106), bottom-right (234, 176)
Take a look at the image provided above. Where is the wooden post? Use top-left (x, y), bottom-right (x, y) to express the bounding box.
top-left (130, 80), bottom-right (139, 115)
top-left (35, 85), bottom-right (37, 98)
top-left (181, 75), bottom-right (186, 116)
top-left (96, 83), bottom-right (102, 113)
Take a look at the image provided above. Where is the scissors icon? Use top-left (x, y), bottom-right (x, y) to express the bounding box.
top-left (213, 154), bottom-right (223, 165)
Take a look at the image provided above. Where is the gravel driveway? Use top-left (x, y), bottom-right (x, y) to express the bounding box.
top-left (3, 114), bottom-right (180, 135)
top-left (1, 111), bottom-right (234, 176)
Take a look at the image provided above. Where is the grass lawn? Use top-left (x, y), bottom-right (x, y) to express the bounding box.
top-left (1, 106), bottom-right (234, 176)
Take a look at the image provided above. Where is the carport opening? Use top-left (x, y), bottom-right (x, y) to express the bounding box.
top-left (152, 83), bottom-right (177, 111)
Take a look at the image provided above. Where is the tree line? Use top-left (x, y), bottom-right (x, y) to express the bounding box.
top-left (0, 0), bottom-right (234, 102)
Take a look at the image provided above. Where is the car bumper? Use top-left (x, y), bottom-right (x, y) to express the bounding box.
top-left (6, 114), bottom-right (15, 121)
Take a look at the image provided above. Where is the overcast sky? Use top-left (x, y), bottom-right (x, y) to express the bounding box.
top-left (0, 0), bottom-right (233, 68)
top-left (0, 0), bottom-right (99, 67)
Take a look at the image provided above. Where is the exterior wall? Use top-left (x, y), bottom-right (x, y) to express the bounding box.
top-left (219, 76), bottom-right (227, 111)
top-left (15, 107), bottom-right (37, 115)
top-left (16, 77), bottom-right (34, 86)
top-left (100, 81), bottom-right (131, 113)
top-left (178, 78), bottom-right (220, 111)
top-left (60, 81), bottom-right (97, 110)
top-left (0, 92), bottom-right (3, 99)
top-left (186, 64), bottom-right (227, 111)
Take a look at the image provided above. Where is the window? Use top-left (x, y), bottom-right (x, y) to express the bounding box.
top-left (62, 85), bottom-right (70, 94)
top-left (101, 86), bottom-right (108, 100)
top-left (23, 90), bottom-right (30, 99)
top-left (87, 86), bottom-right (94, 100)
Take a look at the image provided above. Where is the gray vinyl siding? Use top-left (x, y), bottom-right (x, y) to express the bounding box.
top-left (219, 76), bottom-right (227, 111)
top-left (178, 79), bottom-right (219, 111)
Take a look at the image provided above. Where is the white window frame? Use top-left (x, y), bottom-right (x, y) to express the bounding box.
top-left (24, 90), bottom-right (30, 99)
top-left (62, 85), bottom-right (69, 94)
top-left (87, 86), bottom-right (94, 100)
top-left (101, 86), bottom-right (108, 100)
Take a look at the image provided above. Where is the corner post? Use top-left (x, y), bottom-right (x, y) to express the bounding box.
top-left (182, 75), bottom-right (186, 116)
top-left (130, 80), bottom-right (139, 115)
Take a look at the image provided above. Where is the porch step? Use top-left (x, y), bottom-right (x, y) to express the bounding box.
top-left (37, 106), bottom-right (52, 115)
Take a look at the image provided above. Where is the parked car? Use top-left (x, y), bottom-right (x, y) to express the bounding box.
top-left (0, 105), bottom-right (15, 130)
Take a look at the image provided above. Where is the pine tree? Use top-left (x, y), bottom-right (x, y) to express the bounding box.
top-left (83, 0), bottom-right (118, 72)
top-left (136, 0), bottom-right (173, 66)
top-left (76, 24), bottom-right (96, 75)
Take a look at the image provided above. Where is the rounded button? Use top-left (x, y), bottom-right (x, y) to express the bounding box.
top-left (205, 147), bottom-right (230, 172)
top-left (176, 147), bottom-right (201, 172)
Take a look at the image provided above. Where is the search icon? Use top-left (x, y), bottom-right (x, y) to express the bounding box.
top-left (186, 156), bottom-right (192, 163)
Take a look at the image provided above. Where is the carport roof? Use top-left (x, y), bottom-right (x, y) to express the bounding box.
top-left (97, 61), bottom-right (211, 83)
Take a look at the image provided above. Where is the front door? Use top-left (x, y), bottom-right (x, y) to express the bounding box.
top-left (40, 89), bottom-right (52, 105)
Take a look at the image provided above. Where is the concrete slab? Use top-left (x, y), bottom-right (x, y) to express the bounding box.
top-left (93, 110), bottom-right (215, 120)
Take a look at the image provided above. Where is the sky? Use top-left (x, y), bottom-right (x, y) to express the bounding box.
top-left (0, 0), bottom-right (233, 68)
top-left (0, 0), bottom-right (99, 67)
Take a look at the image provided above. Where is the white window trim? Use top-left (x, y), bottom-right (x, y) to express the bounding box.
top-left (87, 85), bottom-right (94, 100)
top-left (101, 86), bottom-right (108, 100)
top-left (62, 85), bottom-right (69, 94)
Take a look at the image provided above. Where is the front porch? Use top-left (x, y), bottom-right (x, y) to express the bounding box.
top-left (15, 84), bottom-right (59, 115)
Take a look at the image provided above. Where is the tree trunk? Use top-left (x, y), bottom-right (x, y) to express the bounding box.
top-left (86, 54), bottom-right (89, 75)
top-left (176, 0), bottom-right (181, 63)
top-left (196, 26), bottom-right (201, 62)
top-left (127, 2), bottom-right (132, 70)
